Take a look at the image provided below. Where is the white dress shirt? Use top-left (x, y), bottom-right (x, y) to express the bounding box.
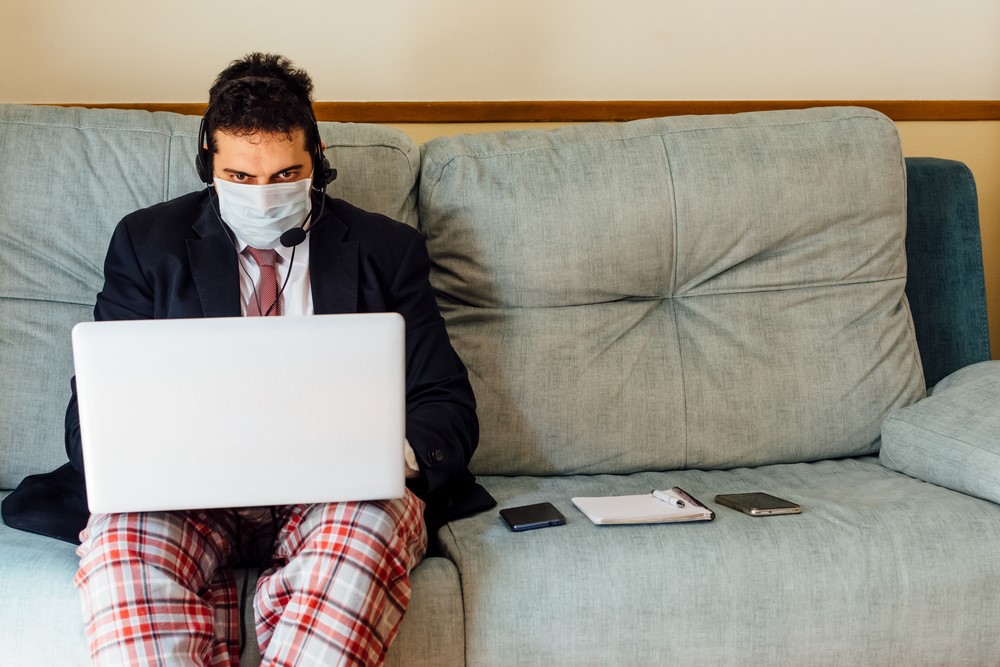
top-left (236, 234), bottom-right (419, 478)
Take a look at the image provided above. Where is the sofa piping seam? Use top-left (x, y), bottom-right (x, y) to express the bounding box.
top-left (0, 294), bottom-right (97, 307)
top-left (434, 274), bottom-right (910, 311)
top-left (886, 415), bottom-right (1000, 458)
top-left (659, 131), bottom-right (688, 468)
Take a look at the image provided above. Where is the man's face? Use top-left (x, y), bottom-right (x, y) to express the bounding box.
top-left (211, 128), bottom-right (313, 186)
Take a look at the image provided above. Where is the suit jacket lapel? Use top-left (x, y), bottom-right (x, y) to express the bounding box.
top-left (310, 209), bottom-right (359, 314)
top-left (187, 202), bottom-right (241, 317)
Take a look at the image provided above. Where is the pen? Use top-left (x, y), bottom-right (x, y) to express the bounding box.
top-left (652, 489), bottom-right (686, 508)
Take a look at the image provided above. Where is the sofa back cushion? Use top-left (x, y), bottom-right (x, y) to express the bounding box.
top-left (0, 104), bottom-right (419, 489)
top-left (419, 107), bottom-right (925, 476)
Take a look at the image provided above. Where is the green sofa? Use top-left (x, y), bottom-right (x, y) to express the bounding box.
top-left (1, 103), bottom-right (996, 665)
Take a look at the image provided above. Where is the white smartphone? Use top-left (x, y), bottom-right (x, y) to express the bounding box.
top-left (714, 492), bottom-right (802, 516)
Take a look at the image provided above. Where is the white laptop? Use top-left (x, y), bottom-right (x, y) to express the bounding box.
top-left (71, 313), bottom-right (406, 514)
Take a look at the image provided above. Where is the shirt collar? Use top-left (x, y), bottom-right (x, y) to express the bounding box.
top-left (235, 233), bottom-right (309, 264)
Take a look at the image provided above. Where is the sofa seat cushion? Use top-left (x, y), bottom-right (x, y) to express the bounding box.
top-left (440, 459), bottom-right (1000, 667)
top-left (881, 360), bottom-right (1000, 505)
top-left (0, 494), bottom-right (463, 667)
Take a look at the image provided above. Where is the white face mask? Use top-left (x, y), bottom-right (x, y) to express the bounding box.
top-left (214, 178), bottom-right (313, 249)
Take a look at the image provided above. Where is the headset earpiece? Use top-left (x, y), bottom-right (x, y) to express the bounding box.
top-left (309, 120), bottom-right (337, 188)
top-left (316, 154), bottom-right (337, 188)
top-left (195, 115), bottom-right (213, 185)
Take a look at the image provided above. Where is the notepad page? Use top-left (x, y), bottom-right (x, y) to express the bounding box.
top-left (571, 493), bottom-right (713, 525)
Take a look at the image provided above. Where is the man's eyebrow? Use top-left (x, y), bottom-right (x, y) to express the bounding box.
top-left (221, 164), bottom-right (305, 178)
top-left (271, 164), bottom-right (305, 177)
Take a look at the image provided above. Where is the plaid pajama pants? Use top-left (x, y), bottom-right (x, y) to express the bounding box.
top-left (75, 490), bottom-right (427, 667)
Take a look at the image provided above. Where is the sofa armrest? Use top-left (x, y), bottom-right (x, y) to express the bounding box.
top-left (880, 361), bottom-right (1000, 504)
top-left (903, 158), bottom-right (991, 388)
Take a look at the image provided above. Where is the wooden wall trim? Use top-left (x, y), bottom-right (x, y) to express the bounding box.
top-left (57, 100), bottom-right (1000, 122)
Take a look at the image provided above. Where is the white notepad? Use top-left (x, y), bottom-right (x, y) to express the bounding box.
top-left (572, 488), bottom-right (714, 525)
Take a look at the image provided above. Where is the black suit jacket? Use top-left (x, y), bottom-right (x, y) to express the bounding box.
top-left (2, 190), bottom-right (495, 543)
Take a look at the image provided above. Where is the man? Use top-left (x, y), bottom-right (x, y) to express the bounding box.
top-left (2, 53), bottom-right (493, 666)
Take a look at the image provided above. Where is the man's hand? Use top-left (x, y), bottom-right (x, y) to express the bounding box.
top-left (404, 439), bottom-right (420, 479)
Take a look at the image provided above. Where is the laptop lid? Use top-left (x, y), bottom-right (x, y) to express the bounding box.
top-left (71, 313), bottom-right (406, 514)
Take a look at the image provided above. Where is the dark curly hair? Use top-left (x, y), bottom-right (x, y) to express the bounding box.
top-left (204, 53), bottom-right (318, 156)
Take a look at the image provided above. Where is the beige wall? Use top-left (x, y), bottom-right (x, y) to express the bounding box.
top-left (2, 0), bottom-right (999, 102)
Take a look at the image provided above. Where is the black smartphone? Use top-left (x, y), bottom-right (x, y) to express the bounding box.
top-left (499, 502), bottom-right (567, 532)
top-left (714, 492), bottom-right (802, 516)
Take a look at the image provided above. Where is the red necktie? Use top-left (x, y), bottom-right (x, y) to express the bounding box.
top-left (244, 247), bottom-right (281, 316)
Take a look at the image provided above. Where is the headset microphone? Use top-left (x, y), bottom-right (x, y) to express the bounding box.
top-left (280, 226), bottom-right (307, 248)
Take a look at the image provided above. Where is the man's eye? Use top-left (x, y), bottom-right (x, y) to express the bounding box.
top-left (278, 171), bottom-right (294, 180)
top-left (233, 173), bottom-right (249, 182)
